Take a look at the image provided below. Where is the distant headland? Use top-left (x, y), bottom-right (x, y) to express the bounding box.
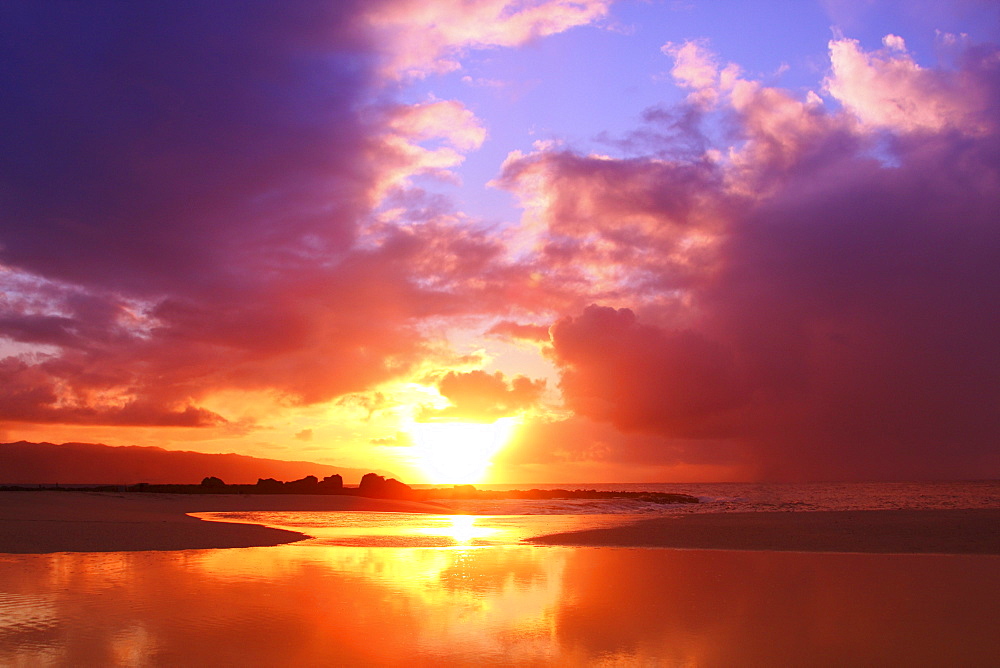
top-left (0, 441), bottom-right (700, 505)
top-left (1, 472), bottom-right (700, 505)
top-left (0, 440), bottom-right (394, 485)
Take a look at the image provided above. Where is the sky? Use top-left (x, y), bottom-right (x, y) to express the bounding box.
top-left (1, 0), bottom-right (998, 484)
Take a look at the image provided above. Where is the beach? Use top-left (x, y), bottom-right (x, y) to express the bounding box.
top-left (2, 491), bottom-right (999, 665)
top-left (526, 508), bottom-right (1000, 554)
top-left (1, 490), bottom-right (998, 555)
top-left (0, 491), bottom-right (447, 553)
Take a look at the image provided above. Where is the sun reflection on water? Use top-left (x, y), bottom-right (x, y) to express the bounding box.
top-left (195, 510), bottom-right (548, 548)
top-left (416, 515), bottom-right (500, 545)
top-left (1, 522), bottom-right (998, 665)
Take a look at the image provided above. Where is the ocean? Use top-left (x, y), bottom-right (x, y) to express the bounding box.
top-left (425, 479), bottom-right (1000, 515)
top-left (2, 480), bottom-right (998, 665)
top-left (194, 480), bottom-right (1000, 549)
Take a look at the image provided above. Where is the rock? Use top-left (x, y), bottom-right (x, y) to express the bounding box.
top-left (358, 473), bottom-right (414, 499)
top-left (319, 474), bottom-right (343, 492)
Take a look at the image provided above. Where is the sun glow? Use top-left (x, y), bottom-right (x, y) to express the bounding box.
top-left (416, 515), bottom-right (500, 545)
top-left (409, 417), bottom-right (519, 484)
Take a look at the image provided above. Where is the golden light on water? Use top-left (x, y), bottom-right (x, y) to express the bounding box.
top-left (416, 515), bottom-right (500, 545)
top-left (6, 535), bottom-right (996, 665)
top-left (408, 417), bottom-right (519, 484)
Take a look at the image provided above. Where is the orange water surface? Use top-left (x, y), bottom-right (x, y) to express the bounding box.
top-left (0, 513), bottom-right (997, 666)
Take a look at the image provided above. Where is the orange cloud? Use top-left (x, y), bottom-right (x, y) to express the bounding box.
top-left (487, 320), bottom-right (552, 343)
top-left (420, 370), bottom-right (546, 422)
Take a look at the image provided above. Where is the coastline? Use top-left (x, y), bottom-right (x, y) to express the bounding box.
top-left (526, 508), bottom-right (1000, 554)
top-left (2, 491), bottom-right (998, 555)
top-left (0, 490), bottom-right (447, 554)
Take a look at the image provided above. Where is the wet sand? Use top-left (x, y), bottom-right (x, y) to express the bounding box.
top-left (2, 495), bottom-right (997, 665)
top-left (0, 491), bottom-right (447, 553)
top-left (527, 508), bottom-right (1000, 554)
top-left (2, 492), bottom-right (998, 555)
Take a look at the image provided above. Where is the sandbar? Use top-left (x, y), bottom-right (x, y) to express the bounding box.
top-left (527, 508), bottom-right (1000, 554)
top-left (0, 491), bottom-right (447, 553)
top-left (3, 493), bottom-right (998, 555)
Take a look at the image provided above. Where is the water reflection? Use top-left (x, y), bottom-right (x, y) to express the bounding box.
top-left (0, 520), bottom-right (997, 666)
top-left (194, 510), bottom-right (631, 547)
top-left (422, 514), bottom-right (498, 545)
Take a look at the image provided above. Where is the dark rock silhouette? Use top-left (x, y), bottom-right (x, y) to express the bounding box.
top-left (256, 477), bottom-right (283, 492)
top-left (0, 462), bottom-right (699, 507)
top-left (319, 474), bottom-right (343, 492)
top-left (358, 473), bottom-right (414, 500)
top-left (285, 475), bottom-right (319, 493)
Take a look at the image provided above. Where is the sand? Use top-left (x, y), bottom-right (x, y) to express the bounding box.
top-left (2, 492), bottom-right (997, 555)
top-left (0, 491), bottom-right (448, 553)
top-left (527, 508), bottom-right (1000, 554)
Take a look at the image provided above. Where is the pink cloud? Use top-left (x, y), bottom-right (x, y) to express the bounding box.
top-left (825, 36), bottom-right (994, 135)
top-left (366, 0), bottom-right (613, 78)
top-left (498, 37), bottom-right (1000, 480)
top-left (495, 147), bottom-right (726, 311)
top-left (371, 100), bottom-right (488, 198)
top-left (661, 40), bottom-right (729, 109)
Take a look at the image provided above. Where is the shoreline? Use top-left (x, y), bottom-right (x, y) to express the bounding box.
top-left (526, 509), bottom-right (1000, 555)
top-left (1, 491), bottom-right (998, 555)
top-left (0, 491), bottom-right (447, 554)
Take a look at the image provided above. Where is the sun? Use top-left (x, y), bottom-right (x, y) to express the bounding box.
top-left (408, 417), bottom-right (518, 484)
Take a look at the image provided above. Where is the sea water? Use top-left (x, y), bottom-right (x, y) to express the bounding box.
top-left (1, 481), bottom-right (998, 666)
top-left (425, 479), bottom-right (1000, 516)
top-left (194, 480), bottom-right (1000, 548)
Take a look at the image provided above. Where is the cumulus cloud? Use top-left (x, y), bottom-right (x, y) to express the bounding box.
top-left (499, 37), bottom-right (1000, 480)
top-left (372, 100), bottom-right (488, 198)
top-left (495, 147), bottom-right (726, 309)
top-left (0, 1), bottom-right (591, 428)
top-left (2, 4), bottom-right (997, 482)
top-left (365, 0), bottom-right (613, 78)
top-left (487, 320), bottom-right (552, 343)
top-left (0, 356), bottom-right (225, 427)
top-left (420, 370), bottom-right (545, 422)
top-left (825, 36), bottom-right (994, 134)
top-left (661, 40), bottom-right (732, 109)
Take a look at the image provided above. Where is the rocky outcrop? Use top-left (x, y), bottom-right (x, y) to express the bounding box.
top-left (358, 473), bottom-right (414, 500)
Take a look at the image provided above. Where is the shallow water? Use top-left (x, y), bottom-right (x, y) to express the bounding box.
top-left (195, 510), bottom-right (637, 547)
top-left (430, 479), bottom-right (1000, 515)
top-left (1, 511), bottom-right (998, 666)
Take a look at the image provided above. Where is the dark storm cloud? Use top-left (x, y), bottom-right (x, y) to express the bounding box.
top-left (503, 37), bottom-right (1000, 480)
top-left (0, 1), bottom-right (374, 293)
top-left (0, 1), bottom-right (523, 425)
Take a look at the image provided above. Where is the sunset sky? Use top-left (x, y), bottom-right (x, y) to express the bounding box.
top-left (1, 0), bottom-right (998, 484)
